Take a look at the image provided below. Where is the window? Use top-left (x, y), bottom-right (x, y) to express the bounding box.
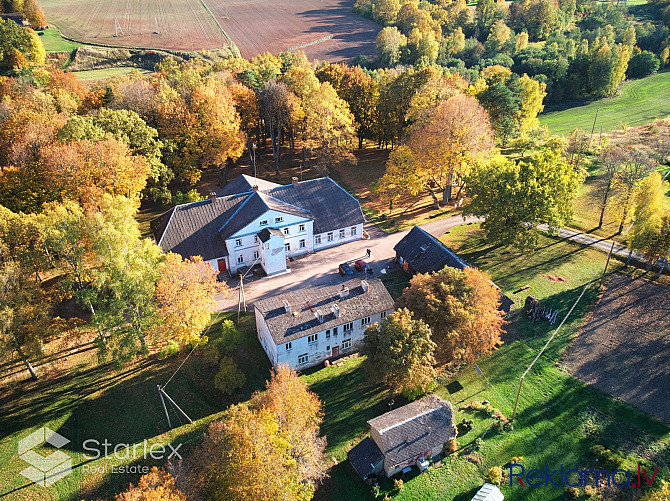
top-left (235, 238), bottom-right (242, 247)
top-left (315, 235), bottom-right (322, 245)
top-left (361, 316), bottom-right (371, 327)
top-left (299, 239), bottom-right (306, 249)
top-left (253, 250), bottom-right (259, 260)
top-left (285, 342), bottom-right (292, 351)
top-left (237, 255), bottom-right (244, 264)
top-left (342, 339), bottom-right (352, 350)
top-left (351, 226), bottom-right (357, 235)
top-left (343, 322), bottom-right (353, 332)
top-left (332, 326), bottom-right (338, 336)
top-left (285, 242), bottom-right (291, 252)
top-left (307, 334), bottom-right (318, 344)
top-left (283, 227), bottom-right (290, 235)
top-left (326, 345), bottom-right (330, 351)
top-left (339, 229), bottom-right (346, 238)
top-left (275, 217), bottom-right (283, 223)
top-left (298, 353), bottom-right (308, 365)
top-left (381, 311), bottom-right (387, 319)
top-left (254, 235), bottom-right (259, 243)
top-left (299, 224), bottom-right (305, 232)
top-left (325, 329), bottom-right (331, 338)
top-left (327, 232), bottom-right (334, 242)
top-left (260, 220), bottom-right (268, 226)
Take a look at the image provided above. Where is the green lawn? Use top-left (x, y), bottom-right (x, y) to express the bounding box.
top-left (540, 71), bottom-right (670, 135)
top-left (73, 67), bottom-right (148, 81)
top-left (38, 27), bottom-right (80, 52)
top-left (310, 226), bottom-right (670, 501)
top-left (0, 312), bottom-right (270, 500)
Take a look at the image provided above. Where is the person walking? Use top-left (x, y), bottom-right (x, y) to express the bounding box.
top-left (366, 248), bottom-right (371, 258)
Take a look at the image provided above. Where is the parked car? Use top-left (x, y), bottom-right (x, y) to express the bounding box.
top-left (338, 262), bottom-right (354, 276)
top-left (354, 260), bottom-right (372, 274)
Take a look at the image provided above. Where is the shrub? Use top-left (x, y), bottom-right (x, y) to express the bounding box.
top-left (214, 357), bottom-right (246, 394)
top-left (371, 485), bottom-right (380, 498)
top-left (393, 478), bottom-right (404, 491)
top-left (584, 485), bottom-right (597, 497)
top-left (158, 340), bottom-right (180, 359)
top-left (444, 439), bottom-right (460, 454)
top-left (488, 466), bottom-right (504, 485)
top-left (474, 438), bottom-right (484, 450)
top-left (461, 418), bottom-right (474, 432)
top-left (565, 486), bottom-right (581, 499)
top-left (510, 456), bottom-right (524, 464)
top-left (627, 51), bottom-right (660, 78)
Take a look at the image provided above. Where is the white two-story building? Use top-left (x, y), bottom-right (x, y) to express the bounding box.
top-left (254, 278), bottom-right (395, 370)
top-left (151, 175), bottom-right (366, 276)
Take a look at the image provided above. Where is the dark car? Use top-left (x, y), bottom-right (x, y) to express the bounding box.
top-left (338, 262), bottom-right (354, 276)
top-left (354, 260), bottom-right (372, 273)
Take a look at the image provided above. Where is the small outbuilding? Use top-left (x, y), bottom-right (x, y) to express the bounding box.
top-left (348, 394), bottom-right (457, 478)
top-left (471, 483), bottom-right (504, 501)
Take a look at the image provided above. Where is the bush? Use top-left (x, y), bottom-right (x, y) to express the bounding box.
top-left (510, 456), bottom-right (524, 465)
top-left (584, 485), bottom-right (597, 497)
top-left (444, 439), bottom-right (460, 454)
top-left (459, 418), bottom-right (474, 434)
top-left (393, 478), bottom-right (404, 491)
top-left (158, 340), bottom-right (180, 359)
top-left (488, 466), bottom-right (504, 485)
top-left (371, 485), bottom-right (380, 498)
top-left (627, 51), bottom-right (660, 78)
top-left (172, 189), bottom-right (203, 205)
top-left (565, 486), bottom-right (581, 499)
top-left (474, 438), bottom-right (484, 450)
top-left (214, 356), bottom-right (246, 394)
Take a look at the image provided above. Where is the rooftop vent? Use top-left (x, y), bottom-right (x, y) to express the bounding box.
top-left (361, 280), bottom-right (369, 292)
top-left (209, 192), bottom-right (217, 203)
top-left (292, 176), bottom-right (299, 186)
top-left (315, 309), bottom-right (325, 323)
top-left (331, 304), bottom-right (340, 318)
top-left (339, 286), bottom-right (349, 298)
top-left (282, 299), bottom-right (291, 313)
top-left (252, 185), bottom-right (259, 192)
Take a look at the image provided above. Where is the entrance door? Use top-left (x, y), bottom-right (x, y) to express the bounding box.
top-left (217, 259), bottom-right (227, 272)
top-left (332, 345), bottom-right (339, 358)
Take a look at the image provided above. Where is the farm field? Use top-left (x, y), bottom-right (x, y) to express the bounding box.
top-left (209, 0), bottom-right (380, 60)
top-left (540, 71), bottom-right (670, 134)
top-left (73, 66), bottom-right (148, 80)
top-left (39, 0), bottom-right (227, 52)
top-left (38, 27), bottom-right (81, 52)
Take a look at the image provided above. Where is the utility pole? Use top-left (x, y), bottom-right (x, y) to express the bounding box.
top-left (252, 143), bottom-right (257, 178)
top-left (158, 385), bottom-right (171, 428)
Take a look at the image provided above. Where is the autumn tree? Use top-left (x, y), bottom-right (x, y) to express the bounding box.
top-left (22, 0), bottom-right (46, 27)
top-left (214, 357), bottom-right (246, 395)
top-left (0, 19), bottom-right (45, 70)
top-left (396, 267), bottom-right (505, 366)
top-left (152, 253), bottom-right (224, 348)
top-left (361, 308), bottom-right (436, 398)
top-left (406, 94), bottom-right (495, 205)
top-left (373, 145), bottom-right (423, 211)
top-left (376, 26), bottom-right (407, 66)
top-left (467, 148), bottom-right (583, 249)
top-left (116, 467), bottom-right (185, 501)
top-left (627, 172), bottom-right (668, 260)
top-left (608, 149), bottom-right (656, 234)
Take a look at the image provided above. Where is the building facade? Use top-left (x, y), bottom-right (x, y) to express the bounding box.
top-left (254, 278), bottom-right (394, 370)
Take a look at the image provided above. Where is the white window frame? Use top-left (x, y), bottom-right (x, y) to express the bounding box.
top-left (342, 339), bottom-right (352, 350)
top-left (327, 232), bottom-right (334, 242)
top-left (351, 226), bottom-right (357, 235)
top-left (299, 239), bottom-right (306, 249)
top-left (286, 342), bottom-right (292, 351)
top-left (299, 224), bottom-right (305, 232)
top-left (315, 235), bottom-right (322, 244)
top-left (381, 311), bottom-right (387, 319)
top-left (325, 329), bottom-right (331, 338)
top-left (339, 229), bottom-right (346, 238)
top-left (285, 242), bottom-right (291, 252)
top-left (343, 322), bottom-right (353, 332)
top-left (332, 326), bottom-right (338, 336)
top-left (275, 216), bottom-right (284, 223)
top-left (298, 353), bottom-right (308, 365)
top-left (361, 316), bottom-right (371, 327)
top-left (307, 333), bottom-right (318, 344)
top-left (283, 227), bottom-right (290, 235)
top-left (237, 255), bottom-right (244, 264)
top-left (260, 220), bottom-right (268, 226)
top-left (253, 250), bottom-right (259, 260)
top-left (235, 238), bottom-right (242, 247)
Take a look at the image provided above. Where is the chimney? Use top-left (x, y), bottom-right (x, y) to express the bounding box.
top-left (282, 299), bottom-right (291, 313)
top-left (361, 280), bottom-right (369, 293)
top-left (315, 309), bottom-right (325, 323)
top-left (292, 177), bottom-right (299, 186)
top-left (331, 304), bottom-right (340, 318)
top-left (252, 185), bottom-right (259, 192)
top-left (209, 192), bottom-right (217, 203)
top-left (339, 286), bottom-right (349, 298)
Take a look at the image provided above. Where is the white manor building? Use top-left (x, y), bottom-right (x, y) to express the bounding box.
top-left (151, 175), bottom-right (366, 276)
top-left (254, 278), bottom-right (394, 370)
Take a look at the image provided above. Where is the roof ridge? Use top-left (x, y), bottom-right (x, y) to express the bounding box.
top-left (155, 207), bottom-right (176, 247)
top-left (373, 402), bottom-right (447, 434)
top-left (325, 177), bottom-right (368, 224)
top-left (260, 190), bottom-right (313, 215)
top-left (414, 226), bottom-right (469, 268)
top-left (217, 192), bottom-right (256, 233)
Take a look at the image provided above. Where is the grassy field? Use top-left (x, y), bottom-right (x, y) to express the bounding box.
top-left (38, 27), bottom-right (81, 52)
top-left (0, 312), bottom-right (270, 500)
top-left (72, 67), bottom-right (148, 81)
top-left (540, 71), bottom-right (670, 135)
top-left (311, 225), bottom-right (670, 501)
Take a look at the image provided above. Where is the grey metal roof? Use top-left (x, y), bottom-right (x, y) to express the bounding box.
top-left (269, 178), bottom-right (366, 234)
top-left (152, 195), bottom-right (248, 260)
top-left (254, 278), bottom-right (394, 345)
top-left (218, 192), bottom-right (312, 241)
top-left (347, 437), bottom-right (384, 479)
top-left (216, 174), bottom-right (281, 196)
top-left (368, 395), bottom-right (456, 467)
top-left (394, 226), bottom-right (469, 274)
